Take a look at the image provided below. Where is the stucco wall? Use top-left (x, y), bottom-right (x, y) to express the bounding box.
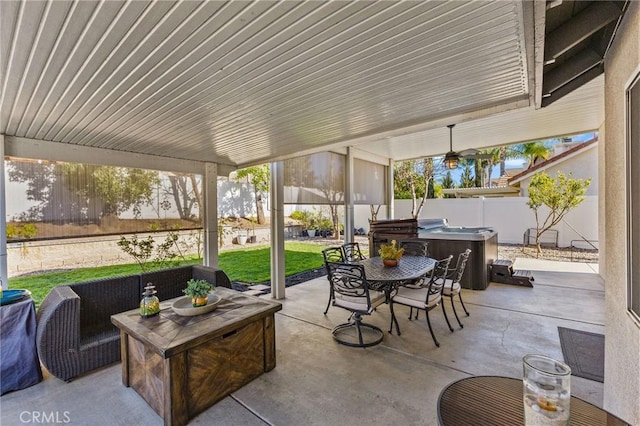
top-left (519, 146), bottom-right (599, 196)
top-left (598, 125), bottom-right (606, 282)
top-left (603, 2), bottom-right (640, 423)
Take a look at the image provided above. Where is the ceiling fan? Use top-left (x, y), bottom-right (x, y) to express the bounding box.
top-left (443, 124), bottom-right (492, 169)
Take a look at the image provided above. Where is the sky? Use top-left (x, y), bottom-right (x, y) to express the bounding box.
top-left (439, 131), bottom-right (597, 184)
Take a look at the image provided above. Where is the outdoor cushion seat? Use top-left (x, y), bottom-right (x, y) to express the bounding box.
top-left (36, 265), bottom-right (231, 382)
top-left (442, 280), bottom-right (461, 296)
top-left (392, 286), bottom-right (440, 308)
top-left (388, 256), bottom-right (453, 347)
top-left (140, 264), bottom-right (230, 301)
top-left (334, 289), bottom-right (385, 312)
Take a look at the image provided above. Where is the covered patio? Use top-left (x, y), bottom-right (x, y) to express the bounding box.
top-left (1, 259), bottom-right (607, 425)
top-left (1, 0), bottom-right (639, 424)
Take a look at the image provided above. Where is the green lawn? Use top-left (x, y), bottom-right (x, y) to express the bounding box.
top-left (8, 242), bottom-right (326, 307)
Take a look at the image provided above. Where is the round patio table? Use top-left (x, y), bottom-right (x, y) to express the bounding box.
top-left (358, 255), bottom-right (436, 294)
top-left (358, 255), bottom-right (436, 335)
top-left (437, 376), bottom-right (630, 426)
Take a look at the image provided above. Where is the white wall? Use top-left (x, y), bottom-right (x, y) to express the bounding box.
top-left (519, 146), bottom-right (599, 197)
top-left (603, 2), bottom-right (640, 423)
top-left (392, 196), bottom-right (598, 247)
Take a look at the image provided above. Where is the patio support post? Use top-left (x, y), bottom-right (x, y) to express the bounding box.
top-left (387, 159), bottom-right (395, 219)
top-left (270, 161), bottom-right (285, 299)
top-left (344, 147), bottom-right (354, 243)
top-left (0, 135), bottom-right (6, 288)
top-left (202, 162), bottom-right (219, 268)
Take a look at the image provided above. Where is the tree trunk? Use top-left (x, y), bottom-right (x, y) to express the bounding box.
top-left (474, 160), bottom-right (482, 187)
top-left (190, 175), bottom-right (202, 220)
top-left (329, 204), bottom-right (340, 239)
top-left (499, 146), bottom-right (507, 176)
top-left (370, 205), bottom-right (380, 221)
top-left (168, 176), bottom-right (184, 219)
top-left (256, 194), bottom-right (266, 224)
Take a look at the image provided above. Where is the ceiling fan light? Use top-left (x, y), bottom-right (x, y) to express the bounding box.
top-left (444, 152), bottom-right (458, 169)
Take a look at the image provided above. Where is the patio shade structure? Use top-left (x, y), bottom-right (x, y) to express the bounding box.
top-left (0, 0), bottom-right (623, 284)
top-left (2, 1), bottom-right (640, 424)
top-left (0, 2), bottom-right (626, 292)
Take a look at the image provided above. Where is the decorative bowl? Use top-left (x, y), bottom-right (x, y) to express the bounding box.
top-left (172, 294), bottom-right (221, 316)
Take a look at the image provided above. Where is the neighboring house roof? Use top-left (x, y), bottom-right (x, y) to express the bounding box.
top-left (508, 137), bottom-right (598, 185)
top-left (441, 186), bottom-right (520, 198)
top-left (489, 167), bottom-right (525, 187)
top-left (441, 138), bottom-right (597, 198)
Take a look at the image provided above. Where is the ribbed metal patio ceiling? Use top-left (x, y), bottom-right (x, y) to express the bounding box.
top-left (1, 0), bottom-right (533, 167)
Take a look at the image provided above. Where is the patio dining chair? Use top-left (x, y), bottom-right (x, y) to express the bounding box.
top-left (322, 246), bottom-right (346, 315)
top-left (398, 240), bottom-right (430, 289)
top-left (342, 242), bottom-right (366, 262)
top-left (388, 255), bottom-right (453, 347)
top-left (326, 262), bottom-right (386, 348)
top-left (443, 249), bottom-right (472, 328)
top-left (398, 240), bottom-right (429, 257)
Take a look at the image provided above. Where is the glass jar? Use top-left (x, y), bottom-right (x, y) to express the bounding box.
top-left (140, 283), bottom-right (160, 318)
top-left (523, 354), bottom-right (571, 426)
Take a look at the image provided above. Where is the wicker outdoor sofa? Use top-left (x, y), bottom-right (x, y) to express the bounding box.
top-left (36, 265), bottom-right (231, 382)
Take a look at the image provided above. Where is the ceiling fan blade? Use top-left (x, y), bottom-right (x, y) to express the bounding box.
top-left (460, 154), bottom-right (492, 160)
top-left (461, 153), bottom-right (492, 160)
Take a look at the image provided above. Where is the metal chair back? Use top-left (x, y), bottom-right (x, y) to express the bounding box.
top-left (398, 240), bottom-right (429, 257)
top-left (427, 255), bottom-right (453, 297)
top-left (450, 249), bottom-right (471, 284)
top-left (322, 246), bottom-right (346, 263)
top-left (342, 242), bottom-right (365, 261)
top-left (326, 262), bottom-right (374, 313)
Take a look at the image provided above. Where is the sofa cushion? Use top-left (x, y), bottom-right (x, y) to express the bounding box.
top-left (69, 275), bottom-right (140, 339)
top-left (193, 265), bottom-right (231, 289)
top-left (140, 266), bottom-right (194, 301)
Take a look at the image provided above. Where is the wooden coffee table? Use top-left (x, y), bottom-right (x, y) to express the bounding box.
top-left (111, 287), bottom-right (282, 426)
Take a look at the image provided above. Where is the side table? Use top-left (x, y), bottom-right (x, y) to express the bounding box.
top-left (438, 376), bottom-right (629, 426)
top-left (1, 297), bottom-right (43, 395)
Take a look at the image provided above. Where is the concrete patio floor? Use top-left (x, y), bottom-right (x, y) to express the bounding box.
top-left (1, 259), bottom-right (606, 426)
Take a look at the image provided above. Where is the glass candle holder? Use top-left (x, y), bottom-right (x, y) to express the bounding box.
top-left (523, 354), bottom-right (571, 426)
top-left (140, 283), bottom-right (160, 318)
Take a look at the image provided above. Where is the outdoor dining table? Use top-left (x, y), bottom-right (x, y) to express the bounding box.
top-left (358, 255), bottom-right (436, 297)
top-left (358, 255), bottom-right (436, 334)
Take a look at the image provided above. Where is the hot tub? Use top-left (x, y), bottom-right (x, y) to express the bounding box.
top-left (418, 221), bottom-right (498, 290)
top-left (368, 218), bottom-right (498, 290)
top-left (419, 226), bottom-right (497, 240)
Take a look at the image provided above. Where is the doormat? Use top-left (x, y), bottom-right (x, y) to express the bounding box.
top-left (558, 327), bottom-right (605, 383)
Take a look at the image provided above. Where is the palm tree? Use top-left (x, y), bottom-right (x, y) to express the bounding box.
top-left (478, 148), bottom-right (502, 186)
top-left (499, 146), bottom-right (507, 176)
top-left (514, 142), bottom-right (552, 169)
top-left (498, 144), bottom-right (524, 177)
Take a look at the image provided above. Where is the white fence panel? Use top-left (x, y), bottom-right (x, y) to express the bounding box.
top-left (392, 196), bottom-right (598, 247)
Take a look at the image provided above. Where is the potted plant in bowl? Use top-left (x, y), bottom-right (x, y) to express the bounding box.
top-left (183, 279), bottom-right (214, 307)
top-left (379, 240), bottom-right (404, 267)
